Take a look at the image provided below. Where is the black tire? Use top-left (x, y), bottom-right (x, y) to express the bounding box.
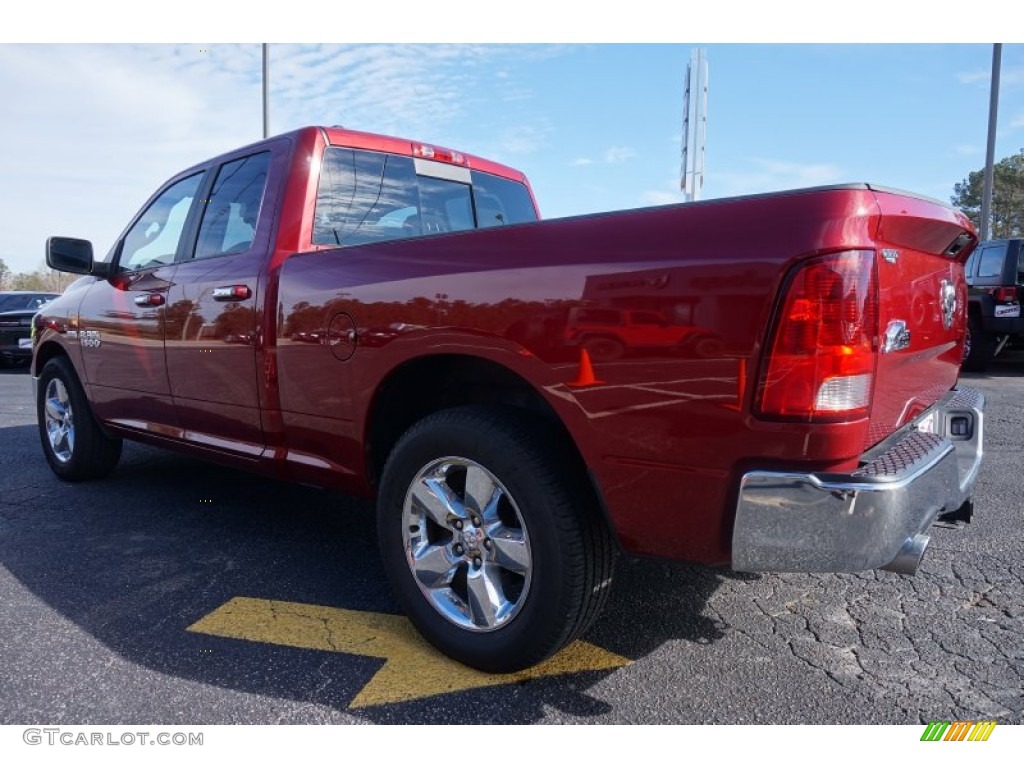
top-left (377, 406), bottom-right (615, 673)
top-left (962, 314), bottom-right (995, 372)
top-left (37, 356), bottom-right (122, 481)
top-left (581, 336), bottom-right (624, 363)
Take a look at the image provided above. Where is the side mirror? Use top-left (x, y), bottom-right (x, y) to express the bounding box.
top-left (46, 237), bottom-right (109, 277)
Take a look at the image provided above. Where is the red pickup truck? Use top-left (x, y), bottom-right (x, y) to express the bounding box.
top-left (36, 126), bottom-right (984, 672)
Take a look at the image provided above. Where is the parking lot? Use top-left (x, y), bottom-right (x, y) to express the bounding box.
top-left (1, 359), bottom-right (1021, 725)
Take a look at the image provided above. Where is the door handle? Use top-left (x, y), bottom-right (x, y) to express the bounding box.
top-left (134, 293), bottom-right (165, 307)
top-left (212, 285), bottom-right (252, 301)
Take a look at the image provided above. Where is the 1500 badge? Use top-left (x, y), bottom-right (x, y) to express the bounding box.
top-left (80, 330), bottom-right (101, 348)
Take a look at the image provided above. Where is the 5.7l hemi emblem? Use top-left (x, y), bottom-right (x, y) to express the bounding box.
top-left (939, 279), bottom-right (957, 330)
top-left (80, 330), bottom-right (101, 348)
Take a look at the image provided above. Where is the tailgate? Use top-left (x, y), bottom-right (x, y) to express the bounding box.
top-left (865, 189), bottom-right (976, 450)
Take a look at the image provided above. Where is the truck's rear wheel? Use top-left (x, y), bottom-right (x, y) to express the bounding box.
top-left (377, 406), bottom-right (615, 672)
top-left (37, 357), bottom-right (122, 481)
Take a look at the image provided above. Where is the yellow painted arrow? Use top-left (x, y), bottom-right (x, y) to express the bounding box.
top-left (187, 596), bottom-right (630, 708)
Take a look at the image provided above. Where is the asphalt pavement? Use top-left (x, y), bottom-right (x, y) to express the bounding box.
top-left (0, 358), bottom-right (1021, 724)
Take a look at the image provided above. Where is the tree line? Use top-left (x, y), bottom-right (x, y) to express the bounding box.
top-left (951, 148), bottom-right (1023, 239)
top-left (0, 259), bottom-right (76, 293)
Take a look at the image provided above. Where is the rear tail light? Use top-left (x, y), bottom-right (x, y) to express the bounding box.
top-left (757, 250), bottom-right (879, 421)
top-left (994, 286), bottom-right (1017, 303)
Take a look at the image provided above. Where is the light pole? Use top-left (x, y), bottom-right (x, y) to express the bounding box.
top-left (980, 43), bottom-right (1001, 241)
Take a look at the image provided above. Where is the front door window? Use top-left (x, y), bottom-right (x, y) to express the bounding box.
top-left (120, 174), bottom-right (203, 270)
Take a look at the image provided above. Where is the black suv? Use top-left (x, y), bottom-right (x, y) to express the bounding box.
top-left (0, 291), bottom-right (60, 367)
top-left (963, 238), bottom-right (1023, 371)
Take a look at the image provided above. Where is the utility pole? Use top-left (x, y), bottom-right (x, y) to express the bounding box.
top-left (980, 43), bottom-right (1001, 241)
top-left (262, 43), bottom-right (270, 139)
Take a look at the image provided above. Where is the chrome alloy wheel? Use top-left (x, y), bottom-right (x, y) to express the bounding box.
top-left (402, 457), bottom-right (532, 632)
top-left (44, 378), bottom-right (75, 463)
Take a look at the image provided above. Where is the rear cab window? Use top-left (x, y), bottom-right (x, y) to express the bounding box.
top-left (313, 147), bottom-right (536, 247)
top-left (976, 243), bottom-right (1007, 280)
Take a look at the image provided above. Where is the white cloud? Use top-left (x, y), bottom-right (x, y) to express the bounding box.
top-left (0, 43), bottom-right (566, 273)
top-left (956, 70), bottom-right (988, 85)
top-left (953, 144), bottom-right (981, 156)
top-left (569, 147), bottom-right (636, 167)
top-left (0, 44), bottom-right (265, 272)
top-left (642, 190), bottom-right (686, 206)
top-left (604, 146), bottom-right (637, 164)
top-left (957, 67), bottom-right (1024, 87)
top-left (499, 124), bottom-right (549, 155)
top-left (715, 158), bottom-right (844, 197)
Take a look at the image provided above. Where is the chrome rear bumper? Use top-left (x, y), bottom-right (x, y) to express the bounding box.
top-left (732, 386), bottom-right (984, 574)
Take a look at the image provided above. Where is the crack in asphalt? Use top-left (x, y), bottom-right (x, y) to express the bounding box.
top-left (702, 552), bottom-right (1023, 723)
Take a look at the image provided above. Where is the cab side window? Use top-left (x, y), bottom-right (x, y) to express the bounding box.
top-left (120, 173), bottom-right (204, 270)
top-left (193, 152), bottom-right (271, 260)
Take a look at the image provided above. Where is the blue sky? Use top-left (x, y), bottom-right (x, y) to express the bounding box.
top-left (1, 34), bottom-right (1021, 275)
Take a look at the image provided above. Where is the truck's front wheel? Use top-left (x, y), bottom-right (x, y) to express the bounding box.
top-left (37, 356), bottom-right (122, 481)
top-left (377, 406), bottom-right (615, 673)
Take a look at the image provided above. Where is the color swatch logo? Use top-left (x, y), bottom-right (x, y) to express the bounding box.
top-left (921, 721), bottom-right (996, 742)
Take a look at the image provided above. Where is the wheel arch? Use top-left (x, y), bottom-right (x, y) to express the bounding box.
top-left (367, 353), bottom-right (570, 480)
top-left (575, 331), bottom-right (625, 345)
top-left (966, 293), bottom-right (991, 317)
top-left (33, 339), bottom-right (73, 378)
top-left (363, 353), bottom-right (619, 547)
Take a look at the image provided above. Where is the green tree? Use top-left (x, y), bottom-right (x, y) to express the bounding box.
top-left (0, 258), bottom-right (9, 291)
top-left (952, 149), bottom-right (1024, 239)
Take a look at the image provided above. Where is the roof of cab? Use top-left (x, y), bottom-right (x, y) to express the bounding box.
top-left (319, 126), bottom-right (527, 183)
top-left (167, 125), bottom-right (530, 194)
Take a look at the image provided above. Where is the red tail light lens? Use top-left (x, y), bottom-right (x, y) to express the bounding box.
top-left (757, 250), bottom-right (879, 421)
top-left (994, 286), bottom-right (1017, 303)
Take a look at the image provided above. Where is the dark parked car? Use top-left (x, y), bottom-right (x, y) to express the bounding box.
top-left (963, 239), bottom-right (1023, 371)
top-left (0, 291), bottom-right (59, 313)
top-left (0, 292), bottom-right (59, 367)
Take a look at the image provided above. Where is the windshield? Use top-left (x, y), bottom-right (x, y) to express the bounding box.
top-left (0, 293), bottom-right (56, 312)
